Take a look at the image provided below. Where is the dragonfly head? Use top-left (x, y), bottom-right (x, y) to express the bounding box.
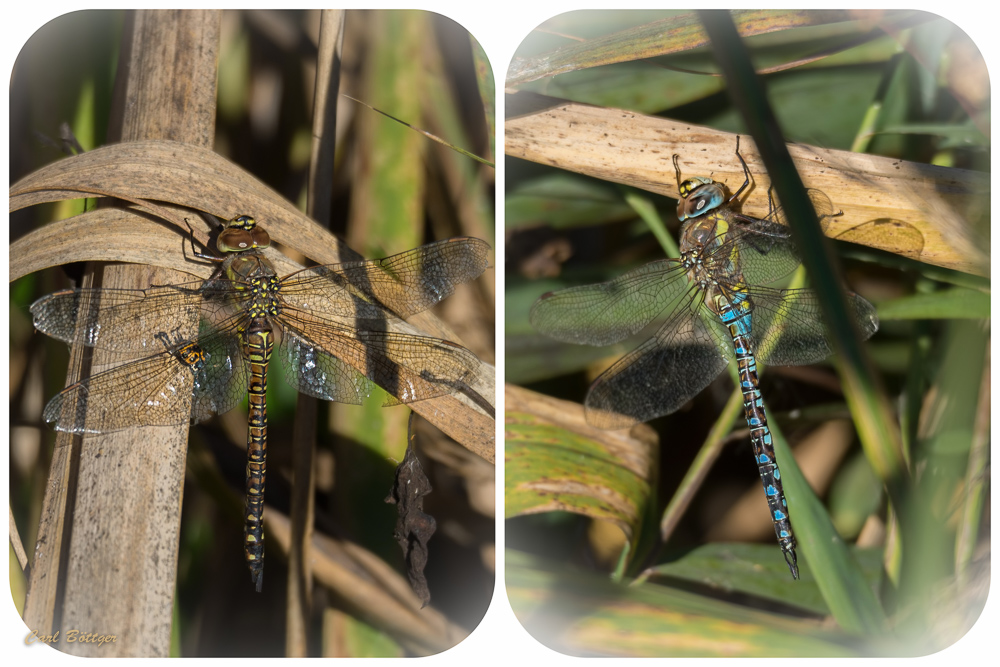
top-left (677, 178), bottom-right (726, 222)
top-left (218, 215), bottom-right (272, 253)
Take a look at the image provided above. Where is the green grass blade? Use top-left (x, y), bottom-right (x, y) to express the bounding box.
top-left (622, 190), bottom-right (679, 257)
top-left (470, 34), bottom-right (495, 161)
top-left (507, 9), bottom-right (857, 86)
top-left (700, 7), bottom-right (909, 521)
top-left (658, 388), bottom-right (742, 543)
top-left (505, 405), bottom-right (655, 555)
top-left (877, 288), bottom-right (990, 320)
top-left (769, 417), bottom-right (888, 633)
top-left (647, 543), bottom-right (885, 616)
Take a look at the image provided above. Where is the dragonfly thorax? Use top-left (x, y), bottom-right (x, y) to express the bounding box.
top-left (680, 216), bottom-right (735, 298)
top-left (223, 253), bottom-right (283, 320)
top-left (682, 248), bottom-right (718, 292)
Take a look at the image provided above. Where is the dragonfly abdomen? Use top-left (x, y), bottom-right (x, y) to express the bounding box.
top-left (718, 295), bottom-right (799, 579)
top-left (243, 323), bottom-right (272, 592)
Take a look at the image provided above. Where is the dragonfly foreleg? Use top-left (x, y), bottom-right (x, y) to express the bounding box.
top-left (728, 135), bottom-right (753, 204)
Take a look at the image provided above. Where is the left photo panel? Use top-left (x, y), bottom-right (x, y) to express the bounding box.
top-left (9, 9), bottom-right (495, 657)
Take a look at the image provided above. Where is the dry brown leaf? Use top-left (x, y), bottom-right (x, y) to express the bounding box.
top-left (505, 99), bottom-right (988, 276)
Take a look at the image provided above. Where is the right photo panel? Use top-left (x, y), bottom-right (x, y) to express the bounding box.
top-left (504, 9), bottom-right (989, 657)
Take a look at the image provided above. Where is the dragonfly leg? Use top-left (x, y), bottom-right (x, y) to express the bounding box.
top-left (181, 215), bottom-right (226, 264)
top-left (153, 330), bottom-right (180, 352)
top-left (153, 326), bottom-right (194, 349)
top-left (729, 135), bottom-right (752, 203)
top-left (672, 153), bottom-right (684, 191)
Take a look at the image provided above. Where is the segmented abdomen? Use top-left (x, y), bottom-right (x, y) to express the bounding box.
top-left (243, 325), bottom-right (272, 592)
top-left (716, 287), bottom-right (799, 579)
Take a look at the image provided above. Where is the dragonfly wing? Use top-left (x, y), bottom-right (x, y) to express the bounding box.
top-left (44, 341), bottom-right (232, 434)
top-left (190, 331), bottom-right (249, 423)
top-left (279, 315), bottom-right (482, 405)
top-left (277, 275), bottom-right (387, 326)
top-left (749, 286), bottom-right (880, 367)
top-left (728, 189), bottom-right (836, 286)
top-left (280, 237), bottom-right (490, 322)
top-left (529, 259), bottom-right (686, 346)
top-left (30, 283), bottom-right (214, 358)
top-left (585, 305), bottom-right (730, 429)
top-left (279, 330), bottom-right (371, 404)
top-left (724, 219), bottom-right (800, 287)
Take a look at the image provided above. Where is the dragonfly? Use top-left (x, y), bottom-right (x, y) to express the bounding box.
top-left (529, 138), bottom-right (879, 578)
top-left (32, 215), bottom-right (491, 591)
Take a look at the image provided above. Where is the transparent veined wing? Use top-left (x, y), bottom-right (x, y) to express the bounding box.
top-left (529, 259), bottom-right (691, 347)
top-left (585, 300), bottom-right (731, 429)
top-left (43, 332), bottom-right (247, 434)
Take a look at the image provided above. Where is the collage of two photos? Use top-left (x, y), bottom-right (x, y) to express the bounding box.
top-left (8, 8), bottom-right (991, 659)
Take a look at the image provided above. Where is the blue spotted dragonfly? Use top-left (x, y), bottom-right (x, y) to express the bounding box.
top-left (32, 216), bottom-right (490, 591)
top-left (530, 138), bottom-right (879, 578)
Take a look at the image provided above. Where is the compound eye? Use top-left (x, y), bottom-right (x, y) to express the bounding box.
top-left (218, 228), bottom-right (255, 251)
top-left (250, 227), bottom-right (271, 248)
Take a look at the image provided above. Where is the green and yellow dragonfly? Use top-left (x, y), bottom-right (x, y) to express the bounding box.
top-left (33, 215), bottom-right (491, 591)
